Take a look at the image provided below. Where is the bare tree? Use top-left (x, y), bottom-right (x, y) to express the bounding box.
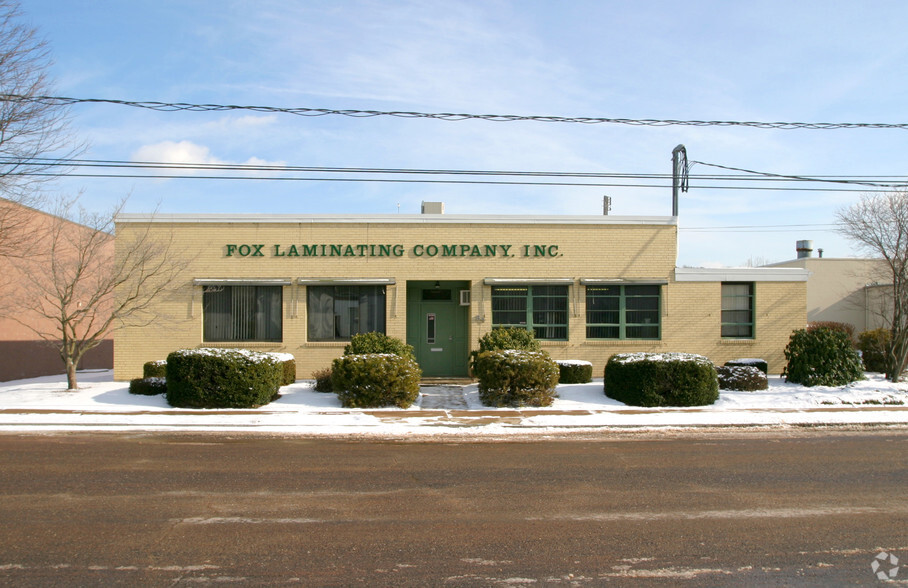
top-left (0, 0), bottom-right (81, 258)
top-left (836, 191), bottom-right (908, 382)
top-left (6, 195), bottom-right (182, 390)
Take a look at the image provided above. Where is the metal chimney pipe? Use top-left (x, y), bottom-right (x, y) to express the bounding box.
top-left (796, 240), bottom-right (813, 259)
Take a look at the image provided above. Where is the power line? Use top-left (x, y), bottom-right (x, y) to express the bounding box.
top-left (7, 94), bottom-right (908, 130)
top-left (8, 156), bottom-right (908, 192)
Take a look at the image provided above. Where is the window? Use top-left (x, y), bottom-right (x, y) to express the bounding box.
top-left (586, 285), bottom-right (660, 339)
top-left (203, 285), bottom-right (282, 342)
top-left (307, 285), bottom-right (386, 341)
top-left (721, 282), bottom-right (754, 338)
top-left (491, 285), bottom-right (568, 340)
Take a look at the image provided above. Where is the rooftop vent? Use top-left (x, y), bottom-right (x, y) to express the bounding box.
top-left (421, 201), bottom-right (444, 214)
top-left (796, 240), bottom-right (813, 259)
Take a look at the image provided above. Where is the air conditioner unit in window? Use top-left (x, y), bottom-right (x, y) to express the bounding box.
top-left (459, 290), bottom-right (471, 306)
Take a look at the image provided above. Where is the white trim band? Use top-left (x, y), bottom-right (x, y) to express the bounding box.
top-left (673, 267), bottom-right (810, 282)
top-left (483, 278), bottom-right (575, 286)
top-left (297, 278), bottom-right (396, 286)
top-left (193, 278), bottom-right (292, 286)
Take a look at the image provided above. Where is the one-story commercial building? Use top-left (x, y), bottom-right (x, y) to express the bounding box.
top-left (113, 205), bottom-right (809, 380)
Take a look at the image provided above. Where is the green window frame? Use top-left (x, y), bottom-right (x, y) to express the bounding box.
top-left (586, 285), bottom-right (661, 339)
top-left (721, 282), bottom-right (754, 338)
top-left (491, 285), bottom-right (568, 340)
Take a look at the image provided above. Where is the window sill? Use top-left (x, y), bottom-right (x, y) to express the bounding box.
top-left (720, 338), bottom-right (755, 344)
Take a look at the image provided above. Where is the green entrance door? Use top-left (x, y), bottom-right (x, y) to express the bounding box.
top-left (406, 281), bottom-right (470, 377)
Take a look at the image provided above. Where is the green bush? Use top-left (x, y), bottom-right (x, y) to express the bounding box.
top-left (129, 377), bottom-right (167, 396)
top-left (476, 327), bottom-right (541, 353)
top-left (267, 352), bottom-right (297, 385)
top-left (143, 360), bottom-right (167, 378)
top-left (556, 360), bottom-right (593, 384)
top-left (331, 354), bottom-right (422, 408)
top-left (782, 327), bottom-right (864, 387)
top-left (716, 365), bottom-right (768, 391)
top-left (858, 328), bottom-right (890, 373)
top-left (475, 350), bottom-right (560, 407)
top-left (165, 348), bottom-right (283, 408)
top-left (471, 327), bottom-right (541, 372)
top-left (343, 332), bottom-right (415, 360)
top-left (312, 366), bottom-right (334, 392)
top-left (724, 358), bottom-right (768, 375)
top-left (808, 321), bottom-right (855, 343)
top-left (604, 352), bottom-right (719, 407)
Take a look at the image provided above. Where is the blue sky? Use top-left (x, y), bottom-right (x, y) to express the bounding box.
top-left (20, 0), bottom-right (908, 266)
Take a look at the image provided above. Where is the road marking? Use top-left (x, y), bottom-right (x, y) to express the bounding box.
top-left (532, 505), bottom-right (908, 522)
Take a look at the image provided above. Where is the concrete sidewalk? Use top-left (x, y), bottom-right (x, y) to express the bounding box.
top-left (2, 382), bottom-right (908, 435)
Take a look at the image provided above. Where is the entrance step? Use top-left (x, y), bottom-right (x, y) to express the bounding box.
top-left (420, 377), bottom-right (474, 385)
top-left (419, 385), bottom-right (469, 410)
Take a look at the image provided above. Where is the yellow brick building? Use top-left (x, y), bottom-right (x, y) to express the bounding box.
top-left (113, 209), bottom-right (808, 380)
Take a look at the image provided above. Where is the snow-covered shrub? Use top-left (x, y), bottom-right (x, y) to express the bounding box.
top-left (165, 348), bottom-right (283, 409)
top-left (782, 327), bottom-right (864, 387)
top-left (724, 358), bottom-right (768, 375)
top-left (311, 366), bottom-right (334, 392)
top-left (129, 377), bottom-right (166, 396)
top-left (556, 360), bottom-right (593, 384)
top-left (143, 360), bottom-right (167, 379)
top-left (475, 349), bottom-right (559, 407)
top-left (471, 327), bottom-right (541, 373)
top-left (604, 352), bottom-right (719, 407)
top-left (267, 352), bottom-right (296, 385)
top-left (716, 365), bottom-right (768, 391)
top-left (857, 328), bottom-right (890, 373)
top-left (331, 353), bottom-right (421, 408)
top-left (343, 332), bottom-right (414, 360)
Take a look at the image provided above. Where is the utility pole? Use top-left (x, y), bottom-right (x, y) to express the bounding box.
top-left (672, 144), bottom-right (688, 216)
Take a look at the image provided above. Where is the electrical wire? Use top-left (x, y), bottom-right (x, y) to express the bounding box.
top-left (6, 94), bottom-right (908, 130)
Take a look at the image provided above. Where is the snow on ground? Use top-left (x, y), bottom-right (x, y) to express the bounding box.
top-left (0, 370), bottom-right (906, 435)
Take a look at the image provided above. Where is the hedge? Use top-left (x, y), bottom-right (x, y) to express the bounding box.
top-left (716, 365), bottom-right (768, 391)
top-left (604, 352), bottom-right (719, 407)
top-left (343, 332), bottom-right (415, 360)
top-left (857, 328), bottom-right (890, 373)
top-left (143, 360), bottom-right (167, 379)
top-left (129, 377), bottom-right (167, 396)
top-left (475, 349), bottom-right (560, 407)
top-left (312, 367), bottom-right (334, 392)
top-left (165, 348), bottom-right (283, 409)
top-left (556, 360), bottom-right (593, 384)
top-left (724, 358), bottom-right (768, 375)
top-left (331, 353), bottom-right (422, 408)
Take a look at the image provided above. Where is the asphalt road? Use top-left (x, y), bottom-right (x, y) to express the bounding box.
top-left (0, 430), bottom-right (906, 586)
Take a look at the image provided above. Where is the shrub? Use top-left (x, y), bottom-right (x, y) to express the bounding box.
top-left (725, 358), bottom-right (768, 375)
top-left (476, 327), bottom-right (541, 353)
top-left (857, 328), bottom-right (890, 373)
top-left (165, 348), bottom-right (283, 409)
top-left (604, 352), bottom-right (719, 407)
top-left (312, 366), bottom-right (334, 392)
top-left (556, 360), bottom-right (593, 384)
top-left (331, 354), bottom-right (422, 408)
top-left (475, 350), bottom-right (560, 407)
top-left (129, 377), bottom-right (167, 396)
top-left (343, 332), bottom-right (415, 360)
top-left (716, 365), bottom-right (768, 391)
top-left (143, 360), bottom-right (167, 379)
top-left (782, 327), bottom-right (864, 387)
top-left (808, 321), bottom-right (855, 343)
top-left (471, 327), bottom-right (541, 372)
top-left (267, 352), bottom-right (297, 385)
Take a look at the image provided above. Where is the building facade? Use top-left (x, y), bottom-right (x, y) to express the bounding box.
top-left (113, 210), bottom-right (808, 380)
top-left (0, 200), bottom-right (113, 381)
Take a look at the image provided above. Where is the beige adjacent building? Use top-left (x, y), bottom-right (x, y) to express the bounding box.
top-left (768, 244), bottom-right (889, 334)
top-left (114, 207), bottom-right (809, 379)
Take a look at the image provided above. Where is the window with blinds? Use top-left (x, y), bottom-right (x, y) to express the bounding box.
top-left (491, 285), bottom-right (568, 340)
top-left (307, 285), bottom-right (386, 342)
top-left (203, 285), bottom-right (283, 342)
top-left (586, 284), bottom-right (660, 339)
